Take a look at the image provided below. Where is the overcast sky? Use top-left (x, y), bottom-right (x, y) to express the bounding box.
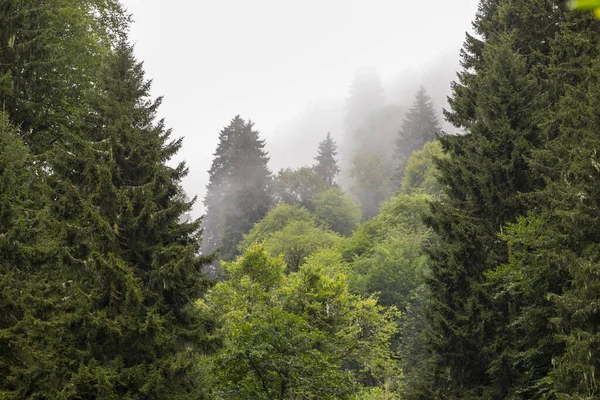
top-left (121, 0), bottom-right (480, 217)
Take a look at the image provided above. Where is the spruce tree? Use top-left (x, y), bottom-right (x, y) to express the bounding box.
top-left (0, 112), bottom-right (47, 393)
top-left (2, 43), bottom-right (215, 399)
top-left (313, 132), bottom-right (340, 186)
top-left (202, 116), bottom-right (272, 262)
top-left (495, 10), bottom-right (600, 398)
top-left (409, 1), bottom-right (561, 397)
top-left (394, 86), bottom-right (440, 173)
top-left (0, 0), bottom-right (128, 154)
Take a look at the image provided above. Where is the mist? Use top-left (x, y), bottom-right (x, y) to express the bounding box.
top-left (121, 0), bottom-right (480, 217)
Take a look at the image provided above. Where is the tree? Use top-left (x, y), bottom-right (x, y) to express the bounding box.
top-left (202, 244), bottom-right (401, 399)
top-left (202, 116), bottom-right (272, 261)
top-left (0, 112), bottom-right (47, 392)
top-left (400, 140), bottom-right (445, 197)
top-left (272, 167), bottom-right (326, 210)
top-left (492, 11), bottom-right (600, 398)
top-left (348, 194), bottom-right (431, 310)
top-left (0, 0), bottom-right (129, 154)
top-left (313, 132), bottom-right (340, 186)
top-left (238, 203), bottom-right (316, 252)
top-left (408, 3), bottom-right (558, 396)
top-left (349, 150), bottom-right (392, 219)
top-left (264, 220), bottom-right (341, 273)
top-left (393, 86), bottom-right (440, 177)
top-left (2, 43), bottom-right (215, 399)
top-left (312, 187), bottom-right (361, 236)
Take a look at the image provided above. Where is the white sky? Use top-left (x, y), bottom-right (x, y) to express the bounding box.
top-left (121, 0), bottom-right (480, 217)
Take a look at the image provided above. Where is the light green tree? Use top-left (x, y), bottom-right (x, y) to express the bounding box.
top-left (202, 244), bottom-right (401, 400)
top-left (313, 187), bottom-right (362, 236)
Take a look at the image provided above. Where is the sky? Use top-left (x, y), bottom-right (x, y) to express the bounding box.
top-left (120, 0), bottom-right (480, 217)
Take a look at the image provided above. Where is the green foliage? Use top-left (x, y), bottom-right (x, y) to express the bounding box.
top-left (272, 166), bottom-right (327, 210)
top-left (202, 116), bottom-right (272, 261)
top-left (400, 140), bottom-right (445, 197)
top-left (345, 193), bottom-right (430, 309)
top-left (264, 220), bottom-right (342, 273)
top-left (239, 203), bottom-right (316, 252)
top-left (313, 187), bottom-right (362, 236)
top-left (394, 86), bottom-right (441, 179)
top-left (1, 44), bottom-right (215, 399)
top-left (313, 132), bottom-right (341, 186)
top-left (0, 0), bottom-right (129, 154)
top-left (0, 112), bottom-right (46, 391)
top-left (350, 150), bottom-right (393, 220)
top-left (203, 244), bottom-right (401, 399)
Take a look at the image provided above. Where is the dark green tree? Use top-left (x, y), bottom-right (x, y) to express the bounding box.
top-left (2, 43), bottom-right (215, 399)
top-left (0, 0), bottom-right (128, 154)
top-left (393, 86), bottom-right (440, 176)
top-left (408, 1), bottom-right (562, 396)
top-left (493, 11), bottom-right (600, 398)
top-left (313, 132), bottom-right (340, 186)
top-left (202, 116), bottom-right (272, 261)
top-left (0, 112), bottom-right (48, 393)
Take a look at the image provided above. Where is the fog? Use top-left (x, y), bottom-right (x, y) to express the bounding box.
top-left (121, 0), bottom-right (480, 217)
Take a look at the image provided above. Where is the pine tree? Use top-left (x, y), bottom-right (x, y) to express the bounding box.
top-left (394, 86), bottom-right (440, 174)
top-left (313, 132), bottom-right (340, 186)
top-left (496, 11), bottom-right (600, 398)
top-left (2, 43), bottom-right (215, 398)
top-left (202, 116), bottom-right (272, 262)
top-left (0, 0), bottom-right (128, 154)
top-left (408, 1), bottom-right (562, 397)
top-left (0, 112), bottom-right (48, 393)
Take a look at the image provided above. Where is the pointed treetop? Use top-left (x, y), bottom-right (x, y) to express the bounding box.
top-left (313, 132), bottom-right (340, 186)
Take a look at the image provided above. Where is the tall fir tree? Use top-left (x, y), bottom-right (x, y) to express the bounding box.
top-left (394, 86), bottom-right (440, 175)
top-left (202, 116), bottom-right (272, 262)
top-left (495, 10), bottom-right (600, 398)
top-left (313, 132), bottom-right (340, 186)
top-left (0, 111), bottom-right (49, 393)
top-left (1, 43), bottom-right (215, 398)
top-left (0, 0), bottom-right (128, 154)
top-left (408, 1), bottom-right (563, 398)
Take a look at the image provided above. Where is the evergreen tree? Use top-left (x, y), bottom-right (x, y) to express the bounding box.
top-left (495, 10), bottom-right (600, 398)
top-left (2, 43), bottom-right (215, 398)
top-left (0, 112), bottom-right (48, 393)
top-left (313, 132), bottom-right (340, 186)
top-left (409, 1), bottom-right (561, 397)
top-left (394, 86), bottom-right (440, 176)
top-left (202, 116), bottom-right (272, 261)
top-left (0, 0), bottom-right (128, 154)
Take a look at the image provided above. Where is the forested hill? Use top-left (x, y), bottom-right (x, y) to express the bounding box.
top-left (2, 1), bottom-right (600, 399)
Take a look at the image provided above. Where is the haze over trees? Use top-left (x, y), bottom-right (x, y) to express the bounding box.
top-left (2, 0), bottom-right (600, 399)
top-left (201, 116), bottom-right (272, 261)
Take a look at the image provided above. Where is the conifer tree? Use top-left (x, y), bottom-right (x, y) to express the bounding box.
top-left (0, 112), bottom-right (47, 392)
top-left (0, 0), bottom-right (128, 154)
top-left (495, 10), bottom-right (600, 398)
top-left (409, 1), bottom-right (560, 397)
top-left (2, 43), bottom-right (215, 398)
top-left (313, 132), bottom-right (340, 186)
top-left (202, 116), bottom-right (272, 261)
top-left (394, 86), bottom-right (440, 173)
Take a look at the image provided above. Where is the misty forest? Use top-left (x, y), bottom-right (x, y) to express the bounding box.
top-left (2, 1), bottom-right (600, 399)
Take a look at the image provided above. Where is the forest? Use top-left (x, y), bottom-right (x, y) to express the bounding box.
top-left (1, 1), bottom-right (600, 399)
